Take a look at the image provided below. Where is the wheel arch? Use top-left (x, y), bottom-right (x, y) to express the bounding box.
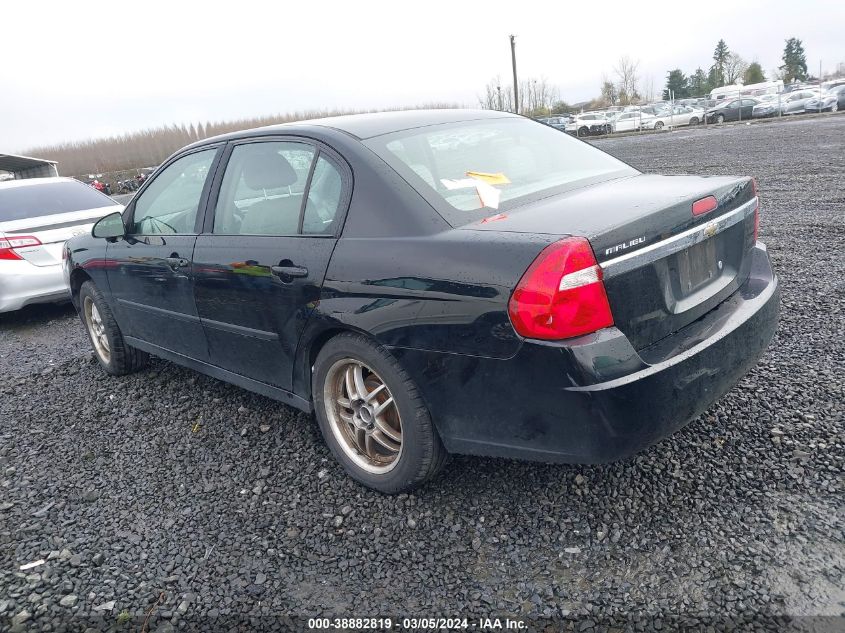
top-left (293, 321), bottom-right (376, 404)
top-left (69, 268), bottom-right (92, 309)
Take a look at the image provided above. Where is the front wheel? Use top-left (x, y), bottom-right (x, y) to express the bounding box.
top-left (689, 117), bottom-right (699, 126)
top-left (831, 102), bottom-right (839, 113)
top-left (716, 113), bottom-right (725, 124)
top-left (313, 333), bottom-right (448, 493)
top-left (79, 281), bottom-right (148, 376)
top-left (654, 121), bottom-right (664, 130)
top-left (578, 126), bottom-right (589, 137)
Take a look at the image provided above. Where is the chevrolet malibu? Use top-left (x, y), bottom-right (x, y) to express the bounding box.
top-left (1, 177), bottom-right (122, 313)
top-left (64, 110), bottom-right (779, 493)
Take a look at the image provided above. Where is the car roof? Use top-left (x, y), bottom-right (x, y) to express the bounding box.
top-left (190, 109), bottom-right (520, 149)
top-left (0, 176), bottom-right (78, 190)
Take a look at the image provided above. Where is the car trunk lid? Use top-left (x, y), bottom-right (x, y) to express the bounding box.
top-left (463, 174), bottom-right (758, 350)
top-left (0, 205), bottom-right (122, 266)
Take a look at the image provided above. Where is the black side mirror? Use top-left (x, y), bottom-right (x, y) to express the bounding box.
top-left (92, 211), bottom-right (125, 240)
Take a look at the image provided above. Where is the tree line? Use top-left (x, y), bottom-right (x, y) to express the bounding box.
top-left (24, 103), bottom-right (459, 179)
top-left (663, 37), bottom-right (809, 100)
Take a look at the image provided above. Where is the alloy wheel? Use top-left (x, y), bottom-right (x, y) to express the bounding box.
top-left (832, 102), bottom-right (838, 112)
top-left (323, 358), bottom-right (403, 474)
top-left (83, 296), bottom-right (111, 364)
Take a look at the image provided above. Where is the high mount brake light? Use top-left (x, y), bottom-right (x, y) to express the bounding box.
top-left (0, 235), bottom-right (41, 260)
top-left (692, 195), bottom-right (718, 216)
top-left (508, 237), bottom-right (614, 341)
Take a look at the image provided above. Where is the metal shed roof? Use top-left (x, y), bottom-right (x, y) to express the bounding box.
top-left (0, 153), bottom-right (59, 179)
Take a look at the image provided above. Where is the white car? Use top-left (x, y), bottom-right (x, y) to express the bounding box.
top-left (644, 106), bottom-right (705, 130)
top-left (565, 113), bottom-right (612, 136)
top-left (611, 111), bottom-right (657, 133)
top-left (0, 177), bottom-right (122, 312)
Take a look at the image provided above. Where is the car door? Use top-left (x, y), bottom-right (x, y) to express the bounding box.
top-left (192, 138), bottom-right (349, 390)
top-left (107, 146), bottom-right (221, 361)
top-left (741, 100), bottom-right (757, 119)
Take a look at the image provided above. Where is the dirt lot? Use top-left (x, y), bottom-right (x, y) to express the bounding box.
top-left (1, 116), bottom-right (843, 632)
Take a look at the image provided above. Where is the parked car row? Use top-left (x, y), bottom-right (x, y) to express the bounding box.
top-left (535, 84), bottom-right (843, 137)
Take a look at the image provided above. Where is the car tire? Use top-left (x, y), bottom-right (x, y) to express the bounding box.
top-left (654, 121), bottom-right (664, 130)
top-left (689, 117), bottom-right (699, 125)
top-left (79, 281), bottom-right (149, 376)
top-left (578, 126), bottom-right (589, 137)
top-left (716, 114), bottom-right (725, 124)
top-left (832, 102), bottom-right (839, 113)
top-left (312, 332), bottom-right (448, 493)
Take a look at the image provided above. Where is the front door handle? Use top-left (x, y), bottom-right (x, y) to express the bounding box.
top-left (271, 265), bottom-right (308, 279)
top-left (165, 257), bottom-right (189, 269)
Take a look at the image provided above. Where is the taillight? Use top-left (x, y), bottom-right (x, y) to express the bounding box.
top-left (0, 235), bottom-right (42, 260)
top-left (751, 178), bottom-right (760, 242)
top-left (692, 195), bottom-right (718, 216)
top-left (508, 237), bottom-right (614, 340)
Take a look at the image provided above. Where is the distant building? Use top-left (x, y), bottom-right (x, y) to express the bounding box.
top-left (0, 153), bottom-right (59, 180)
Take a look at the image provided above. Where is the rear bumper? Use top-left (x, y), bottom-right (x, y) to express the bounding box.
top-left (0, 260), bottom-right (69, 313)
top-left (392, 243), bottom-right (779, 463)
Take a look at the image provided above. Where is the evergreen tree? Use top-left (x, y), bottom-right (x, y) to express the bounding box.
top-left (743, 62), bottom-right (766, 85)
top-left (688, 68), bottom-right (710, 96)
top-left (780, 38), bottom-right (808, 83)
top-left (663, 69), bottom-right (689, 100)
top-left (710, 39), bottom-right (730, 88)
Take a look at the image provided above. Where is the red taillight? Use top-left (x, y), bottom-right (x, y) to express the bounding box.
top-left (692, 195), bottom-right (718, 216)
top-left (508, 237), bottom-right (614, 340)
top-left (0, 235), bottom-right (42, 260)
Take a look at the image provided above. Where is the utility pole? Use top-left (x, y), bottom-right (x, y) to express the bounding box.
top-left (510, 35), bottom-right (519, 114)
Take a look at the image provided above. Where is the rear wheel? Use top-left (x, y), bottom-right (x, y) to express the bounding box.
top-left (313, 333), bottom-right (447, 493)
top-left (80, 281), bottom-right (148, 376)
top-left (832, 102), bottom-right (839, 113)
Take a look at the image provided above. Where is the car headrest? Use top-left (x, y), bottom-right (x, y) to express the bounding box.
top-left (242, 151), bottom-right (298, 190)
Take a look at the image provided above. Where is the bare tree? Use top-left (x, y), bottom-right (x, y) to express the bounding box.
top-left (614, 56), bottom-right (640, 105)
top-left (600, 74), bottom-right (617, 106)
top-left (479, 75), bottom-right (559, 116)
top-left (725, 53), bottom-right (749, 85)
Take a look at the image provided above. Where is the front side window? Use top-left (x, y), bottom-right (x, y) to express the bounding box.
top-left (366, 117), bottom-right (636, 226)
top-left (130, 149), bottom-right (216, 235)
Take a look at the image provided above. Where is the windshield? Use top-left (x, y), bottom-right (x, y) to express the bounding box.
top-left (0, 180), bottom-right (115, 222)
top-left (365, 118), bottom-right (636, 226)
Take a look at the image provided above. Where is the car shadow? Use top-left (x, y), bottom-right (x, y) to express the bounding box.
top-left (0, 301), bottom-right (77, 329)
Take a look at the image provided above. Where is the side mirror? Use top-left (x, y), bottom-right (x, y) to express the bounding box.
top-left (92, 211), bottom-right (125, 239)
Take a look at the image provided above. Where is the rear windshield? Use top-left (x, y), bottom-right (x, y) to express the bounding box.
top-left (0, 180), bottom-right (115, 222)
top-left (365, 117), bottom-right (636, 226)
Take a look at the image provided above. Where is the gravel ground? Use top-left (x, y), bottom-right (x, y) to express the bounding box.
top-left (1, 116), bottom-right (843, 632)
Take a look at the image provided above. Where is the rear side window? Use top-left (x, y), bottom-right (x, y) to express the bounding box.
top-left (0, 180), bottom-right (114, 222)
top-left (302, 155), bottom-right (343, 235)
top-left (213, 141), bottom-right (345, 236)
top-left (214, 141), bottom-right (315, 236)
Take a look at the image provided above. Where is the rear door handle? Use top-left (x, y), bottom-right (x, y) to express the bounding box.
top-left (165, 257), bottom-right (189, 269)
top-left (271, 265), bottom-right (308, 279)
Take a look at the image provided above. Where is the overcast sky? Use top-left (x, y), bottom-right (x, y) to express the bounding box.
top-left (2, 0), bottom-right (842, 152)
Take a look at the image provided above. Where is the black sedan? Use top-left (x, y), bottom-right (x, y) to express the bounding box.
top-left (706, 98), bottom-right (760, 123)
top-left (64, 110), bottom-right (779, 493)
